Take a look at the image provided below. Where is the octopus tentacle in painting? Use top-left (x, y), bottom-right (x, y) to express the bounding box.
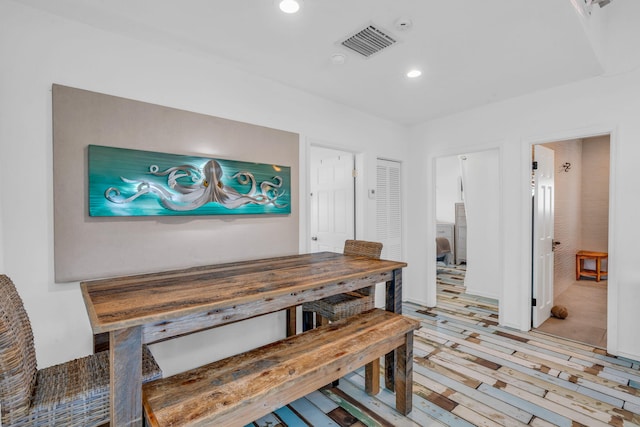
top-left (104, 160), bottom-right (288, 211)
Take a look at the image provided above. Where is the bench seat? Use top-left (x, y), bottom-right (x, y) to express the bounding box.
top-left (143, 308), bottom-right (420, 427)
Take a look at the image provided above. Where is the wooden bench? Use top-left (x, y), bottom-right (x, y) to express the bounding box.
top-left (143, 308), bottom-right (420, 427)
top-left (576, 250), bottom-right (608, 282)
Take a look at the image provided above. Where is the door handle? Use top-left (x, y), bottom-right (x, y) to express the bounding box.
top-left (552, 240), bottom-right (561, 251)
top-left (311, 236), bottom-right (318, 241)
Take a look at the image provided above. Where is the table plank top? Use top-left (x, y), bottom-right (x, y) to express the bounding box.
top-left (81, 252), bottom-right (406, 333)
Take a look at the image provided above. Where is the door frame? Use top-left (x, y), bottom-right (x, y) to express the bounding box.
top-left (522, 125), bottom-right (617, 351)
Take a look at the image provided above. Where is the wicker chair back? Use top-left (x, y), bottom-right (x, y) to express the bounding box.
top-left (343, 240), bottom-right (383, 259)
top-left (0, 275), bottom-right (38, 420)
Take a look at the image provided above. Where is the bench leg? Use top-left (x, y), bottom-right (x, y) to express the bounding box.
top-left (395, 332), bottom-right (414, 415)
top-left (385, 351), bottom-right (395, 392)
top-left (365, 357), bottom-right (380, 395)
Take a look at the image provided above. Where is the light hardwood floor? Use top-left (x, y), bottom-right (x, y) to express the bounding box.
top-left (245, 279), bottom-right (639, 426)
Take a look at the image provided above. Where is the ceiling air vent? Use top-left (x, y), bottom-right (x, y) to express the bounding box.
top-left (340, 24), bottom-right (397, 58)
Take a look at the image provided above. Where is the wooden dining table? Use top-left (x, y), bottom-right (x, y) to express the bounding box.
top-left (80, 251), bottom-right (407, 427)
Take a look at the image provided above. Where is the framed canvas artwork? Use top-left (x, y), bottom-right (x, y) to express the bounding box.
top-left (89, 145), bottom-right (291, 216)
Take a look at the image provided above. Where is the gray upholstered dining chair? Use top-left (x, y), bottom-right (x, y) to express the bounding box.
top-left (0, 274), bottom-right (162, 427)
top-left (302, 239), bottom-right (383, 330)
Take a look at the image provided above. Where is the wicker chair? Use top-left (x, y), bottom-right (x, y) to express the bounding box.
top-left (0, 274), bottom-right (163, 427)
top-left (302, 240), bottom-right (383, 330)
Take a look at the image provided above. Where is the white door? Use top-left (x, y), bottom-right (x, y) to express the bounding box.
top-left (310, 147), bottom-right (355, 253)
top-left (532, 145), bottom-right (555, 328)
top-left (376, 159), bottom-right (402, 261)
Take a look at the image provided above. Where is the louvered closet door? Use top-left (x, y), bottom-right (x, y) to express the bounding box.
top-left (376, 159), bottom-right (402, 261)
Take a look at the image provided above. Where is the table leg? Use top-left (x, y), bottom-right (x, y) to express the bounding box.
top-left (110, 326), bottom-right (143, 427)
top-left (302, 310), bottom-right (314, 332)
top-left (385, 268), bottom-right (403, 391)
top-left (286, 307), bottom-right (296, 336)
top-left (93, 331), bottom-right (109, 353)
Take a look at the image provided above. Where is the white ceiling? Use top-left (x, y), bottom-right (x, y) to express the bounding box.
top-left (14, 0), bottom-right (617, 125)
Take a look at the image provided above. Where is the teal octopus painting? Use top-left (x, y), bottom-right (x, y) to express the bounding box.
top-left (88, 145), bottom-right (290, 216)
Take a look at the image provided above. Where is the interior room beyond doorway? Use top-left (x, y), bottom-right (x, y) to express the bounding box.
top-left (533, 135), bottom-right (610, 348)
top-left (434, 149), bottom-right (501, 303)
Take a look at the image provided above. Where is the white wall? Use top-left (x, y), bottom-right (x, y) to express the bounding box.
top-left (460, 150), bottom-right (501, 300)
top-left (408, 65), bottom-right (640, 359)
top-left (542, 139), bottom-right (583, 297)
top-left (0, 2), bottom-right (409, 372)
top-left (435, 155), bottom-right (462, 224)
top-left (0, 171), bottom-right (4, 273)
top-left (581, 136), bottom-right (610, 253)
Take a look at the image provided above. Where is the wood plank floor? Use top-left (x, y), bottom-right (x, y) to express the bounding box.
top-left (244, 278), bottom-right (640, 426)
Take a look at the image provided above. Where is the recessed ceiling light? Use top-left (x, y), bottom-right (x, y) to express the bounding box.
top-left (407, 69), bottom-right (422, 78)
top-left (278, 0), bottom-right (301, 14)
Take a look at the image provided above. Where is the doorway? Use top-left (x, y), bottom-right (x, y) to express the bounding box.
top-left (532, 136), bottom-right (610, 348)
top-left (435, 154), bottom-right (466, 292)
top-left (434, 149), bottom-right (501, 304)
